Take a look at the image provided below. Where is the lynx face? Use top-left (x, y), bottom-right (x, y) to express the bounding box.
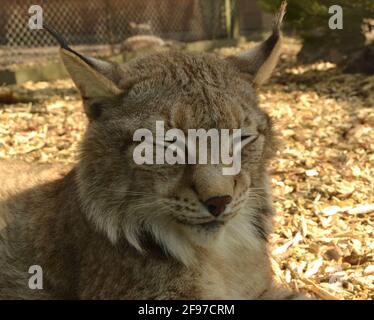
top-left (75, 53), bottom-right (274, 263)
top-left (48, 4), bottom-right (284, 265)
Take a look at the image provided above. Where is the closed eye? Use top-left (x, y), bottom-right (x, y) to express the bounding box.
top-left (153, 137), bottom-right (175, 149)
top-left (155, 137), bottom-right (186, 152)
top-left (241, 134), bottom-right (259, 146)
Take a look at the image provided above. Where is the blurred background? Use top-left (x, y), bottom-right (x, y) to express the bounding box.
top-left (0, 0), bottom-right (373, 74)
top-left (0, 0), bottom-right (373, 300)
top-left (1, 0), bottom-right (272, 69)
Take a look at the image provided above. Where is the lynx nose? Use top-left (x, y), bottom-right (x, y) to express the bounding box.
top-left (204, 196), bottom-right (232, 217)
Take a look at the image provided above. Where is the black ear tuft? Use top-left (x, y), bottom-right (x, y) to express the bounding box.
top-left (43, 23), bottom-right (70, 50)
top-left (42, 24), bottom-right (122, 101)
top-left (43, 23), bottom-right (95, 68)
top-left (225, 0), bottom-right (287, 86)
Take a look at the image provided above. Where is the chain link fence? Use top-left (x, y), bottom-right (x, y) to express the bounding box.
top-left (0, 0), bottom-right (229, 67)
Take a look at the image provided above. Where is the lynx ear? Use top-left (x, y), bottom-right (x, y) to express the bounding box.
top-left (226, 1), bottom-right (287, 86)
top-left (44, 24), bottom-right (122, 99)
top-left (59, 49), bottom-right (122, 98)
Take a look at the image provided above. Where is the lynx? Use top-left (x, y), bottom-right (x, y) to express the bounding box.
top-left (0, 2), bottom-right (306, 299)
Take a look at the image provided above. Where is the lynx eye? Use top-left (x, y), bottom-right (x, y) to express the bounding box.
top-left (164, 136), bottom-right (178, 146)
top-left (240, 134), bottom-right (259, 146)
top-left (153, 141), bottom-right (169, 149)
top-left (154, 136), bottom-right (178, 149)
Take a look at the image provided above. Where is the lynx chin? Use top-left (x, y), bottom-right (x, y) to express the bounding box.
top-left (0, 2), bottom-right (309, 299)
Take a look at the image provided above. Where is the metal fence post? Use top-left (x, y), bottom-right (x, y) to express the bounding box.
top-left (225, 0), bottom-right (232, 38)
top-left (231, 0), bottom-right (240, 39)
top-left (104, 0), bottom-right (115, 55)
top-left (226, 0), bottom-right (240, 39)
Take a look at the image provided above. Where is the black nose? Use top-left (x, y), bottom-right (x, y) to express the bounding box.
top-left (204, 196), bottom-right (232, 217)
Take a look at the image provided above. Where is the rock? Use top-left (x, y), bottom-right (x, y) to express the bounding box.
top-left (121, 35), bottom-right (166, 52)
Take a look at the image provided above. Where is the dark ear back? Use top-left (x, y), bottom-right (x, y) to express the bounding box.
top-left (44, 24), bottom-right (122, 101)
top-left (226, 1), bottom-right (287, 86)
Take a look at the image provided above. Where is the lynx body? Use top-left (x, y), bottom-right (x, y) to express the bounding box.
top-left (0, 2), bottom-right (305, 299)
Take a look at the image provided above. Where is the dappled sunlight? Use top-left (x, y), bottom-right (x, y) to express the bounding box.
top-left (284, 61), bottom-right (337, 74)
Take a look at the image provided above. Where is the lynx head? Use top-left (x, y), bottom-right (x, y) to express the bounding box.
top-left (46, 2), bottom-right (286, 265)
